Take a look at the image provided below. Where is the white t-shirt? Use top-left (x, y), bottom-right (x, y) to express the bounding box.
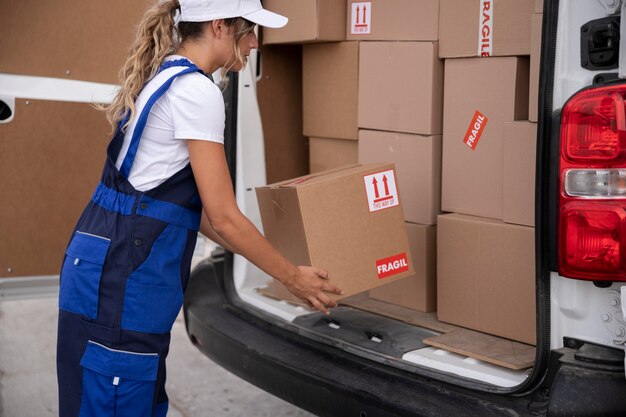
top-left (115, 56), bottom-right (225, 191)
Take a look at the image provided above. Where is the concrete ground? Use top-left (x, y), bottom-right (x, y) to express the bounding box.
top-left (0, 295), bottom-right (315, 417)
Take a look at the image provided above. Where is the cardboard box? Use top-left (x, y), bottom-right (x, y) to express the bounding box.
top-left (303, 42), bottom-right (443, 139)
top-left (438, 0), bottom-right (534, 58)
top-left (359, 42), bottom-right (443, 135)
top-left (303, 42), bottom-right (359, 140)
top-left (441, 57), bottom-right (529, 220)
top-left (256, 163), bottom-right (414, 300)
top-left (503, 122), bottom-right (537, 227)
top-left (257, 45), bottom-right (308, 183)
top-left (310, 137), bottom-right (358, 173)
top-left (262, 0), bottom-right (346, 44)
top-left (346, 0), bottom-right (439, 41)
top-left (358, 130), bottom-right (441, 225)
top-left (369, 223), bottom-right (437, 312)
top-left (535, 0), bottom-right (543, 13)
top-left (529, 13), bottom-right (543, 123)
top-left (437, 214), bottom-right (536, 345)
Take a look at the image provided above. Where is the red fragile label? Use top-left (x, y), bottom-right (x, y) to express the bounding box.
top-left (478, 0), bottom-right (493, 57)
top-left (463, 110), bottom-right (488, 150)
top-left (376, 253), bottom-right (409, 279)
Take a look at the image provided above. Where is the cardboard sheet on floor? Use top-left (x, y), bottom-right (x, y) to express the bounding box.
top-left (339, 293), bottom-right (460, 334)
top-left (423, 329), bottom-right (535, 370)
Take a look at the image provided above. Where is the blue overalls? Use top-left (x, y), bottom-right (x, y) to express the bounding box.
top-left (57, 59), bottom-right (207, 417)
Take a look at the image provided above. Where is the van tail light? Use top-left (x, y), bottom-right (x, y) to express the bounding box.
top-left (559, 84), bottom-right (626, 282)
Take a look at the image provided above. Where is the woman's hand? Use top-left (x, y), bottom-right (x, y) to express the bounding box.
top-left (283, 266), bottom-right (343, 314)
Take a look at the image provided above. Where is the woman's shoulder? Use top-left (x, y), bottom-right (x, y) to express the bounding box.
top-left (169, 71), bottom-right (223, 104)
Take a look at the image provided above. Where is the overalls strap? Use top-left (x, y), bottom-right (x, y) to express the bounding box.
top-left (119, 59), bottom-right (203, 179)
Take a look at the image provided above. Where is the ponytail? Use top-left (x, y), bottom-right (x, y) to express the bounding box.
top-left (103, 0), bottom-right (180, 132)
top-left (101, 1), bottom-right (255, 132)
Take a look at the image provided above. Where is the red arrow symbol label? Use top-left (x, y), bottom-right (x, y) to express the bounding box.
top-left (382, 175), bottom-right (389, 196)
top-left (372, 177), bottom-right (380, 199)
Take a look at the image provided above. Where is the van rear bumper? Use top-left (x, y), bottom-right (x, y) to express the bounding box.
top-left (183, 259), bottom-right (625, 417)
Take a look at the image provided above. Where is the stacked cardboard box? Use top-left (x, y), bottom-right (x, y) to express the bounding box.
top-left (437, 0), bottom-right (537, 344)
top-left (262, 0), bottom-right (347, 44)
top-left (439, 0), bottom-right (533, 58)
top-left (437, 214), bottom-right (536, 345)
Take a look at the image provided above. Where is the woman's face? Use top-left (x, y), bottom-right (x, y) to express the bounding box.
top-left (223, 25), bottom-right (258, 72)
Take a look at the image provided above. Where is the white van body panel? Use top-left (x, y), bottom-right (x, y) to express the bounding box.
top-left (550, 0), bottom-right (626, 354)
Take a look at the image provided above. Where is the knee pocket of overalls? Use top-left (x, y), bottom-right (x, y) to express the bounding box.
top-left (59, 231), bottom-right (111, 319)
top-left (78, 341), bottom-right (159, 417)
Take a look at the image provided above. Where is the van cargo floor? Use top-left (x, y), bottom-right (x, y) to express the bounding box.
top-left (293, 306), bottom-right (440, 357)
top-left (340, 293), bottom-right (460, 333)
top-left (339, 293), bottom-right (535, 371)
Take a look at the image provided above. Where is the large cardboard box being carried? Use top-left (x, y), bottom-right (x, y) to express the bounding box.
top-left (438, 0), bottom-right (534, 58)
top-left (257, 163), bottom-right (414, 301)
top-left (303, 41), bottom-right (443, 140)
top-left (346, 0), bottom-right (439, 41)
top-left (437, 214), bottom-right (536, 345)
top-left (359, 130), bottom-right (441, 225)
top-left (262, 0), bottom-right (346, 44)
top-left (441, 57), bottom-right (529, 220)
top-left (369, 223), bottom-right (437, 313)
top-left (309, 137), bottom-right (358, 173)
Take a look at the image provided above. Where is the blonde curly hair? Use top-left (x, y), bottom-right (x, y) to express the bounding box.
top-left (102, 0), bottom-right (254, 132)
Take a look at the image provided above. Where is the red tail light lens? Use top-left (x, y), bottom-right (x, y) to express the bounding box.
top-left (562, 90), bottom-right (626, 162)
top-left (559, 84), bottom-right (626, 282)
top-left (560, 203), bottom-right (626, 279)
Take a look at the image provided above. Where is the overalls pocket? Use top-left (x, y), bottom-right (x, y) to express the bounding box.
top-left (121, 223), bottom-right (187, 334)
top-left (121, 280), bottom-right (183, 334)
top-left (78, 340), bottom-right (159, 417)
top-left (59, 231), bottom-right (111, 319)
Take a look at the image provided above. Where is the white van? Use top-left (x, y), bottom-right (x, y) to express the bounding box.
top-left (183, 1), bottom-right (626, 415)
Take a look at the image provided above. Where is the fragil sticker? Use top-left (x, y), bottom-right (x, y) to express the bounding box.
top-left (351, 2), bottom-right (371, 35)
top-left (363, 169), bottom-right (399, 212)
top-left (376, 253), bottom-right (409, 279)
top-left (463, 110), bottom-right (488, 150)
top-left (478, 0), bottom-right (493, 57)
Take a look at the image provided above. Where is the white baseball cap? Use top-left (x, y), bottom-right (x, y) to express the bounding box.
top-left (179, 0), bottom-right (288, 28)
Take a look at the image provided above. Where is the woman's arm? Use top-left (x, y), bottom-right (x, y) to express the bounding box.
top-left (187, 140), bottom-right (343, 313)
top-left (199, 210), bottom-right (237, 253)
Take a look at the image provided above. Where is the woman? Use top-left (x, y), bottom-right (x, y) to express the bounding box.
top-left (56, 1), bottom-right (342, 415)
